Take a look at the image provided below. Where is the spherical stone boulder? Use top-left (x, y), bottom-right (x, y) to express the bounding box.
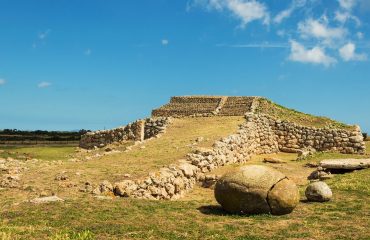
top-left (305, 181), bottom-right (332, 202)
top-left (214, 165), bottom-right (300, 215)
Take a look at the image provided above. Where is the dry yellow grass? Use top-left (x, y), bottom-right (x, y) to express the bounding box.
top-left (0, 120), bottom-right (368, 240)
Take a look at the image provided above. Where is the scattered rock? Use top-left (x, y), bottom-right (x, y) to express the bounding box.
top-left (263, 157), bottom-right (287, 164)
top-left (39, 191), bottom-right (48, 197)
top-left (297, 147), bottom-right (316, 160)
top-left (215, 165), bottom-right (299, 215)
top-left (30, 196), bottom-right (64, 204)
top-left (304, 162), bottom-right (319, 168)
top-left (0, 175), bottom-right (21, 188)
top-left (105, 147), bottom-right (113, 152)
top-left (55, 173), bottom-right (69, 181)
top-left (196, 137), bottom-right (204, 143)
top-left (305, 181), bottom-right (332, 202)
top-left (308, 169), bottom-right (333, 181)
top-left (99, 180), bottom-right (113, 194)
top-left (80, 182), bottom-right (93, 193)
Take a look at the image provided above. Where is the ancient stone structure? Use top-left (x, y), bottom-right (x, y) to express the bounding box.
top-left (152, 96), bottom-right (258, 117)
top-left (79, 117), bottom-right (171, 149)
top-left (81, 96), bottom-right (366, 200)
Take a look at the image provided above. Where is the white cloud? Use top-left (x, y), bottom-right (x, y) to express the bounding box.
top-left (192, 0), bottom-right (270, 28)
top-left (338, 0), bottom-right (357, 10)
top-left (0, 79), bottom-right (6, 85)
top-left (288, 40), bottom-right (337, 67)
top-left (161, 39), bottom-right (169, 46)
top-left (339, 42), bottom-right (367, 61)
top-left (298, 18), bottom-right (347, 44)
top-left (334, 10), bottom-right (361, 25)
top-left (274, 9), bottom-right (293, 24)
top-left (274, 0), bottom-right (306, 24)
top-left (38, 82), bottom-right (52, 88)
top-left (335, 0), bottom-right (361, 25)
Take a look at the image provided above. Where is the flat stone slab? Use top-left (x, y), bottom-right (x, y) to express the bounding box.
top-left (320, 159), bottom-right (370, 170)
top-left (263, 158), bottom-right (287, 164)
top-left (30, 196), bottom-right (64, 204)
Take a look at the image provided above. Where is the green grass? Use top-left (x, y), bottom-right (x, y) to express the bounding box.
top-left (1, 145), bottom-right (369, 239)
top-left (1, 166), bottom-right (369, 240)
top-left (256, 98), bottom-right (354, 130)
top-left (0, 124), bottom-right (368, 239)
top-left (0, 146), bottom-right (76, 161)
top-left (66, 116), bottom-right (245, 182)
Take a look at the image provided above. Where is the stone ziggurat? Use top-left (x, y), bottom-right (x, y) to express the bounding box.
top-left (80, 96), bottom-right (366, 200)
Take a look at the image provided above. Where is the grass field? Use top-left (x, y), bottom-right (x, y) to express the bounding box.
top-left (0, 118), bottom-right (369, 240)
top-left (0, 146), bottom-right (76, 162)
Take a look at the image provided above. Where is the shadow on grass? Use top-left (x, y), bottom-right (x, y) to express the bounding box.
top-left (197, 205), bottom-right (229, 216)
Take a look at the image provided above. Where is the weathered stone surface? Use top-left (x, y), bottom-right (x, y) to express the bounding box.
top-left (263, 157), bottom-right (287, 164)
top-left (30, 196), bottom-right (64, 204)
top-left (279, 147), bottom-right (303, 153)
top-left (114, 180), bottom-right (138, 197)
top-left (320, 159), bottom-right (370, 170)
top-left (178, 162), bottom-right (198, 178)
top-left (267, 178), bottom-right (300, 215)
top-left (80, 117), bottom-right (171, 149)
top-left (215, 165), bottom-right (298, 215)
top-left (305, 181), bottom-right (332, 202)
top-left (308, 170), bottom-right (333, 180)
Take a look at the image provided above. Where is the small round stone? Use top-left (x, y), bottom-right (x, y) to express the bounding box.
top-left (305, 181), bottom-right (332, 202)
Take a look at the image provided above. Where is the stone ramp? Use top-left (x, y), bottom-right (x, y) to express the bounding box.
top-left (152, 96), bottom-right (258, 117)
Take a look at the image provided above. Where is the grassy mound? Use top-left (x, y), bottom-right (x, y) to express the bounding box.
top-left (256, 98), bottom-right (355, 130)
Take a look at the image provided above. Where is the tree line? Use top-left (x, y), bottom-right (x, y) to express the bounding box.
top-left (0, 129), bottom-right (90, 142)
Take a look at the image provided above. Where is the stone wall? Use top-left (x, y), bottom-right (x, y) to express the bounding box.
top-left (218, 97), bottom-right (256, 116)
top-left (111, 112), bottom-right (365, 200)
top-left (152, 96), bottom-right (223, 117)
top-left (151, 96), bottom-right (261, 117)
top-left (265, 115), bottom-right (366, 154)
top-left (79, 117), bottom-right (171, 149)
top-left (88, 96), bottom-right (365, 200)
top-left (112, 113), bottom-right (280, 200)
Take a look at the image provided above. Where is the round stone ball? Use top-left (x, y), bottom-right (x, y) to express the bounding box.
top-left (305, 181), bottom-right (332, 202)
top-left (214, 165), bottom-right (300, 215)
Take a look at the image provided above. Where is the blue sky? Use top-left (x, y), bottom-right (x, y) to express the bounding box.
top-left (0, 0), bottom-right (369, 132)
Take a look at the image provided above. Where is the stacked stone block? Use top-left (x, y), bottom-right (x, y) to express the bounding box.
top-left (218, 97), bottom-right (256, 116)
top-left (152, 96), bottom-right (223, 117)
top-left (79, 118), bottom-right (171, 149)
